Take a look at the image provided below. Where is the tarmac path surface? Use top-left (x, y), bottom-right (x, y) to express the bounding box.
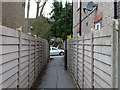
top-left (39, 56), bottom-right (76, 88)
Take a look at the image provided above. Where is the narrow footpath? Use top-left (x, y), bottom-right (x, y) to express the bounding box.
top-left (39, 56), bottom-right (76, 88)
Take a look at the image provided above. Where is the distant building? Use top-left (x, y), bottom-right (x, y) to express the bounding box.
top-left (1, 2), bottom-right (25, 30)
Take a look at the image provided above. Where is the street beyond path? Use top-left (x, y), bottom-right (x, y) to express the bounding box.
top-left (39, 56), bottom-right (76, 88)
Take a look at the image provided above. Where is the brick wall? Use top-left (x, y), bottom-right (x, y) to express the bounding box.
top-left (73, 2), bottom-right (114, 37)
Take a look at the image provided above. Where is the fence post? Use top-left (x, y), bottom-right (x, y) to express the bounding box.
top-left (69, 40), bottom-right (72, 71)
top-left (112, 20), bottom-right (119, 88)
top-left (76, 37), bottom-right (79, 85)
top-left (28, 36), bottom-right (31, 88)
top-left (90, 32), bottom-right (94, 88)
top-left (82, 36), bottom-right (84, 88)
top-left (38, 38), bottom-right (40, 74)
top-left (34, 36), bottom-right (37, 82)
top-left (41, 40), bottom-right (43, 69)
top-left (17, 30), bottom-right (22, 88)
top-left (45, 41), bottom-right (49, 65)
top-left (39, 38), bottom-right (41, 73)
top-left (118, 20), bottom-right (120, 89)
top-left (72, 39), bottom-right (74, 74)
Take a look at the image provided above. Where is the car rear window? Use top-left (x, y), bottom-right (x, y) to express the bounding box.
top-left (52, 48), bottom-right (57, 50)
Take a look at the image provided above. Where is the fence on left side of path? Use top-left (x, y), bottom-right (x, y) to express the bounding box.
top-left (0, 26), bottom-right (50, 89)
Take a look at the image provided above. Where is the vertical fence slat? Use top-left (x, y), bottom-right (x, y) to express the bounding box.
top-left (82, 36), bottom-right (84, 88)
top-left (90, 32), bottom-right (94, 88)
top-left (77, 37), bottom-right (79, 84)
top-left (28, 36), bottom-right (31, 88)
top-left (34, 37), bottom-right (37, 81)
top-left (18, 30), bottom-right (22, 88)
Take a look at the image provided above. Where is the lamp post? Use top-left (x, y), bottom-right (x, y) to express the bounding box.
top-left (65, 0), bottom-right (67, 70)
top-left (26, 0), bottom-right (30, 33)
top-left (71, 0), bottom-right (73, 37)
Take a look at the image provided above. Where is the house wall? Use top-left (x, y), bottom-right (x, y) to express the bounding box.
top-left (73, 2), bottom-right (114, 37)
top-left (71, 1), bottom-right (120, 88)
top-left (73, 2), bottom-right (79, 38)
top-left (2, 2), bottom-right (25, 30)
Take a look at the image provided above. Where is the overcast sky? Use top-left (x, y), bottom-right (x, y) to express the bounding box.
top-left (25, 0), bottom-right (72, 18)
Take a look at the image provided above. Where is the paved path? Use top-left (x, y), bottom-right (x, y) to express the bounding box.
top-left (39, 56), bottom-right (76, 88)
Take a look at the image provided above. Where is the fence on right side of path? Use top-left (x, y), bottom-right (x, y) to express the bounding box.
top-left (67, 26), bottom-right (118, 88)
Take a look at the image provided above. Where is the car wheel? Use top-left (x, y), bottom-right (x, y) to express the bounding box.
top-left (59, 52), bottom-right (64, 56)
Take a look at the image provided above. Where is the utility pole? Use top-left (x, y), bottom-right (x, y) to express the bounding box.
top-left (71, 0), bottom-right (73, 37)
top-left (26, 0), bottom-right (30, 33)
top-left (65, 1), bottom-right (67, 70)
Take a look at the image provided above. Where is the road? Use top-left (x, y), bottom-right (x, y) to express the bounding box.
top-left (39, 56), bottom-right (76, 88)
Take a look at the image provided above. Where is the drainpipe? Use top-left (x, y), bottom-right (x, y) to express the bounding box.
top-left (114, 0), bottom-right (117, 19)
top-left (114, 0), bottom-right (119, 88)
top-left (79, 0), bottom-right (81, 36)
top-left (65, 1), bottom-right (67, 70)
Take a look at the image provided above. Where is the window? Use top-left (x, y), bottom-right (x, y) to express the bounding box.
top-left (52, 48), bottom-right (57, 50)
top-left (94, 12), bottom-right (103, 30)
top-left (78, 0), bottom-right (80, 9)
top-left (77, 33), bottom-right (80, 37)
top-left (95, 20), bottom-right (102, 30)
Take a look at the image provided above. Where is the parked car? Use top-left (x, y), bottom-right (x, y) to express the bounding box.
top-left (50, 47), bottom-right (64, 56)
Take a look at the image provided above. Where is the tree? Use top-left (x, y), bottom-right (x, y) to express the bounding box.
top-left (36, 0), bottom-right (41, 18)
top-left (40, 0), bottom-right (48, 16)
top-left (35, 0), bottom-right (48, 18)
top-left (31, 16), bottom-right (51, 37)
top-left (50, 1), bottom-right (72, 40)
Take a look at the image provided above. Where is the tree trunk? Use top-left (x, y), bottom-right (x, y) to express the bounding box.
top-left (36, 0), bottom-right (41, 18)
top-left (40, 0), bottom-right (48, 16)
top-left (36, 2), bottom-right (40, 18)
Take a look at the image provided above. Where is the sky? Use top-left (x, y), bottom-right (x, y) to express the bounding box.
top-left (25, 0), bottom-right (72, 18)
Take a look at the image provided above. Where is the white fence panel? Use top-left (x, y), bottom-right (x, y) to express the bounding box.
top-left (67, 30), bottom-right (115, 88)
top-left (0, 26), bottom-right (50, 89)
